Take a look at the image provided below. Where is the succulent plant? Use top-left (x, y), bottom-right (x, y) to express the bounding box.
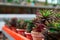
top-left (17, 19), bottom-right (27, 29)
top-left (47, 21), bottom-right (60, 31)
top-left (55, 13), bottom-right (60, 19)
top-left (39, 10), bottom-right (53, 26)
top-left (26, 20), bottom-right (35, 33)
top-left (34, 23), bottom-right (45, 32)
top-left (54, 22), bottom-right (60, 30)
top-left (9, 18), bottom-right (18, 27)
top-left (40, 10), bottom-right (52, 18)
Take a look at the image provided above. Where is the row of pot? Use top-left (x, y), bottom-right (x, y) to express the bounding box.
top-left (4, 17), bottom-right (45, 40)
top-left (17, 29), bottom-right (45, 40)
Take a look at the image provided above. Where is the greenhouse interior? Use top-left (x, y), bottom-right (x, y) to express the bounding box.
top-left (0, 0), bottom-right (60, 40)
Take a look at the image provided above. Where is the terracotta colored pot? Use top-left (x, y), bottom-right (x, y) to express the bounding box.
top-left (31, 31), bottom-right (45, 40)
top-left (25, 32), bottom-right (33, 40)
top-left (17, 29), bottom-right (25, 36)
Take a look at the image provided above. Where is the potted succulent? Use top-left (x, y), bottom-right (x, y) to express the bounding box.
top-left (8, 18), bottom-right (18, 33)
top-left (25, 20), bottom-right (34, 40)
top-left (31, 22), bottom-right (45, 40)
top-left (31, 14), bottom-right (46, 40)
top-left (17, 19), bottom-right (27, 36)
top-left (47, 21), bottom-right (60, 40)
top-left (46, 12), bottom-right (60, 39)
top-left (31, 10), bottom-right (53, 40)
top-left (47, 13), bottom-right (60, 32)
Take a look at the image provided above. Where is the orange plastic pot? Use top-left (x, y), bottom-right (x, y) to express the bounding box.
top-left (25, 32), bottom-right (33, 40)
top-left (4, 25), bottom-right (17, 33)
top-left (2, 25), bottom-right (30, 40)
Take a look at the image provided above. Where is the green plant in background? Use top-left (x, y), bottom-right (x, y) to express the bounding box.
top-left (47, 21), bottom-right (59, 28)
top-left (7, 0), bottom-right (13, 3)
top-left (14, 0), bottom-right (20, 4)
top-left (48, 21), bottom-right (60, 33)
top-left (54, 13), bottom-right (60, 22)
top-left (45, 0), bottom-right (47, 5)
top-left (27, 0), bottom-right (31, 3)
top-left (54, 22), bottom-right (60, 30)
top-left (55, 13), bottom-right (60, 18)
top-left (47, 21), bottom-right (55, 27)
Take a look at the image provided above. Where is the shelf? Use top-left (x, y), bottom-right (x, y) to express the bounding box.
top-left (0, 3), bottom-right (60, 9)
